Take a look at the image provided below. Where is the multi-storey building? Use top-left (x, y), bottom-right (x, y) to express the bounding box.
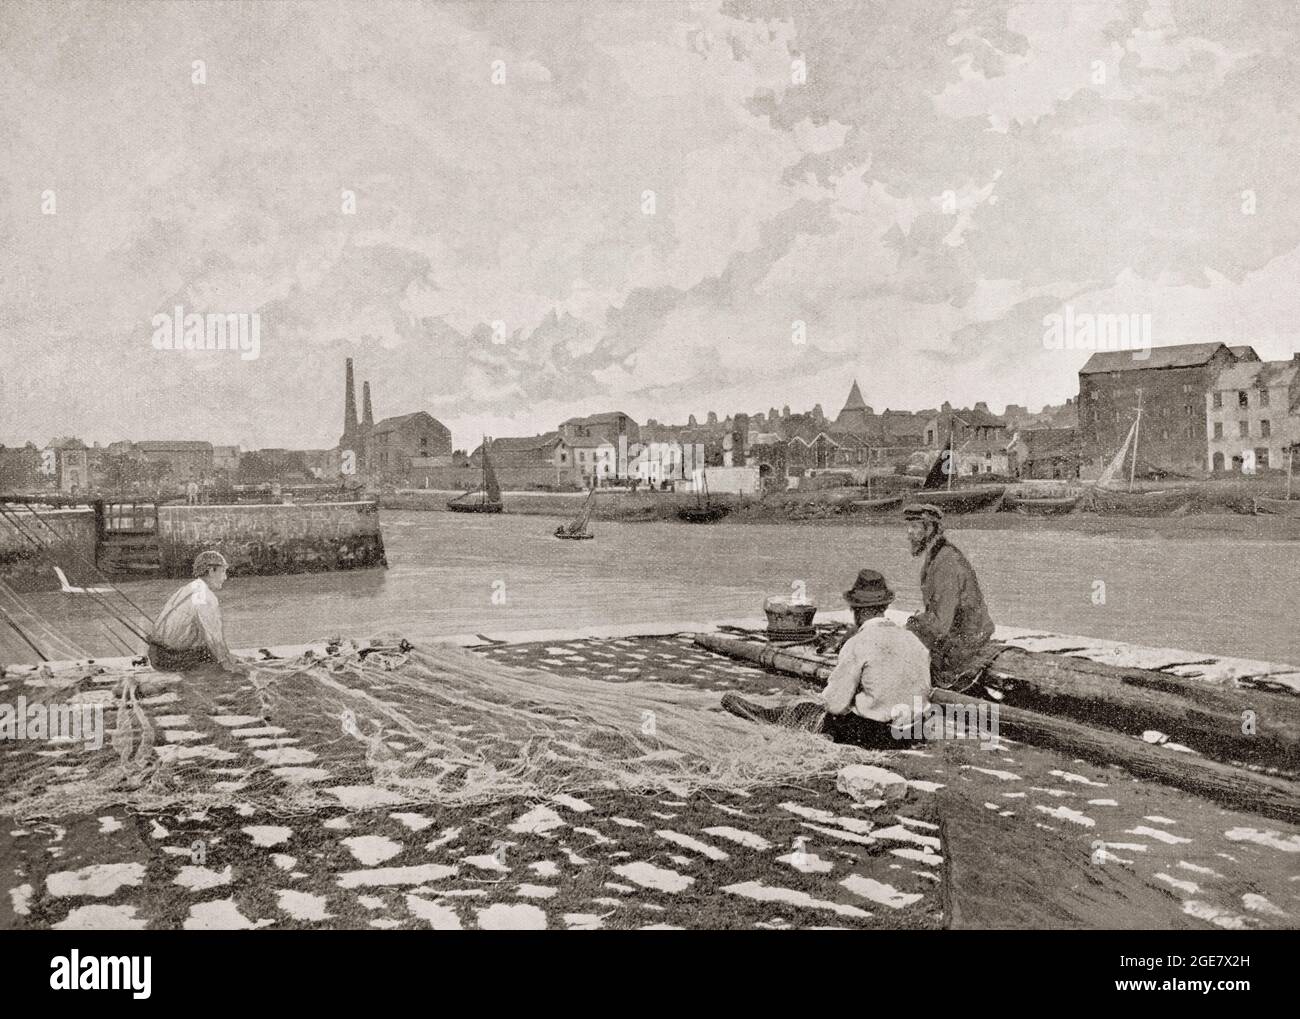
top-left (1078, 343), bottom-right (1246, 477)
top-left (1206, 356), bottom-right (1300, 473)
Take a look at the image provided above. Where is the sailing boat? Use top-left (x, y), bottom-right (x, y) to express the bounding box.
top-left (915, 433), bottom-right (1004, 513)
top-left (555, 487), bottom-right (596, 539)
top-left (447, 439), bottom-right (504, 513)
top-left (1081, 409), bottom-right (1188, 514)
top-left (677, 469), bottom-right (728, 523)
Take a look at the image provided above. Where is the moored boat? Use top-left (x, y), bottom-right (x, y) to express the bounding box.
top-left (677, 471), bottom-right (729, 523)
top-left (555, 488), bottom-right (597, 539)
top-left (448, 440), bottom-right (504, 513)
top-left (917, 485), bottom-right (1006, 513)
top-left (1001, 493), bottom-right (1081, 515)
top-left (849, 494), bottom-right (904, 514)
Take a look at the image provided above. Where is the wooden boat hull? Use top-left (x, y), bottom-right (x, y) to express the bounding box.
top-left (914, 486), bottom-right (1005, 513)
top-left (1079, 487), bottom-right (1194, 516)
top-left (849, 495), bottom-right (904, 514)
top-left (1254, 497), bottom-right (1300, 518)
top-left (677, 505), bottom-right (729, 523)
top-left (446, 501), bottom-right (503, 513)
top-left (554, 529), bottom-right (593, 540)
top-left (1002, 494), bottom-right (1080, 515)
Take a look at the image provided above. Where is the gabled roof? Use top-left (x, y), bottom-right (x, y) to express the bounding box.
top-left (929, 408), bottom-right (1004, 430)
top-left (370, 411), bottom-right (448, 435)
top-left (1018, 427), bottom-right (1079, 458)
top-left (1079, 342), bottom-right (1230, 375)
top-left (1229, 346), bottom-right (1261, 362)
top-left (486, 432), bottom-right (562, 452)
top-left (566, 434), bottom-right (614, 449)
top-left (1213, 360), bottom-right (1299, 392)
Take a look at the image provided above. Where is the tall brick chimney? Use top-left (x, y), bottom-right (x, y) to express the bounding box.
top-left (362, 380), bottom-right (374, 429)
top-left (344, 359), bottom-right (358, 433)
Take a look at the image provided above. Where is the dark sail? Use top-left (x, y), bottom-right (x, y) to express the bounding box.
top-left (921, 440), bottom-right (951, 490)
top-left (483, 443), bottom-right (502, 503)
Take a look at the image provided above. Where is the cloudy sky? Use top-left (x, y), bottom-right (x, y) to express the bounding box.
top-left (2, 0), bottom-right (1299, 450)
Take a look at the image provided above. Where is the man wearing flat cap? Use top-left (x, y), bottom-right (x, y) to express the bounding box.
top-left (722, 569), bottom-right (930, 746)
top-left (902, 503), bottom-right (997, 691)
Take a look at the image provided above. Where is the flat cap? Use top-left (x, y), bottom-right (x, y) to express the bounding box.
top-left (902, 503), bottom-right (944, 523)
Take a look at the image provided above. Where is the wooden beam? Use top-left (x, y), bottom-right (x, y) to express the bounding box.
top-left (931, 689), bottom-right (1300, 825)
top-left (692, 630), bottom-right (1300, 823)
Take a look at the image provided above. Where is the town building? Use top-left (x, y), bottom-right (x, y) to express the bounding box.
top-left (1206, 356), bottom-right (1300, 473)
top-left (923, 402), bottom-right (1007, 448)
top-left (559, 412), bottom-right (639, 443)
top-left (567, 434), bottom-right (616, 483)
top-left (212, 445), bottom-right (241, 473)
top-left (1078, 343), bottom-right (1248, 477)
top-left (1008, 428), bottom-right (1080, 479)
top-left (46, 437), bottom-right (89, 492)
top-left (134, 440), bottom-right (214, 481)
top-left (367, 412), bottom-right (453, 480)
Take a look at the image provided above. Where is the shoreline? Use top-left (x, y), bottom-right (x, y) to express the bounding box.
top-left (381, 488), bottom-right (1300, 541)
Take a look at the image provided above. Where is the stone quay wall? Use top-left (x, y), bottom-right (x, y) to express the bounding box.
top-left (156, 501), bottom-right (386, 578)
top-left (0, 506), bottom-right (100, 592)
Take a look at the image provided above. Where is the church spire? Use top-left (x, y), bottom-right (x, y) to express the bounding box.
top-left (842, 378), bottom-right (867, 412)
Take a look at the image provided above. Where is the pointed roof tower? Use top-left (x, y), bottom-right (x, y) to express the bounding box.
top-left (834, 379), bottom-right (874, 434)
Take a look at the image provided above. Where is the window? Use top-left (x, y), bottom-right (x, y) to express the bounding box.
top-left (1185, 405), bottom-right (1192, 416)
top-left (1257, 448), bottom-right (1270, 469)
top-left (1239, 391), bottom-right (1249, 409)
top-left (1213, 422), bottom-right (1223, 439)
top-left (1213, 392), bottom-right (1222, 409)
top-left (1260, 389), bottom-right (1270, 407)
top-left (1239, 421), bottom-right (1249, 438)
top-left (1213, 451), bottom-right (1224, 471)
top-left (1261, 420), bottom-right (1271, 437)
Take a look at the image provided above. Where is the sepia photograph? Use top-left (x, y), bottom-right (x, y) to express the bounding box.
top-left (0, 0), bottom-right (1295, 991)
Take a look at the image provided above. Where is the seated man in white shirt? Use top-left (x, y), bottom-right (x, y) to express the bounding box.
top-left (721, 569), bottom-right (930, 748)
top-left (146, 550), bottom-right (250, 674)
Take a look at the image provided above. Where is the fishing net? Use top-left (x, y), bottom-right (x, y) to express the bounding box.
top-left (0, 637), bottom-right (877, 819)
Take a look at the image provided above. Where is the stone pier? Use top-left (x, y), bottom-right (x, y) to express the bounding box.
top-left (155, 501), bottom-right (386, 578)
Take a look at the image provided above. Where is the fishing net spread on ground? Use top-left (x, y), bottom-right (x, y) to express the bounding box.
top-left (0, 638), bottom-right (878, 819)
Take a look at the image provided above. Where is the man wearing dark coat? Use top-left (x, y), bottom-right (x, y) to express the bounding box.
top-left (902, 503), bottom-right (998, 691)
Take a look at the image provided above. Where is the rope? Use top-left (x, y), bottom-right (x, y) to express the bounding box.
top-left (0, 580), bottom-right (90, 661)
top-left (0, 504), bottom-right (149, 644)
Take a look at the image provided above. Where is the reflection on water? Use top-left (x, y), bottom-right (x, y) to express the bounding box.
top-left (5, 510), bottom-right (1298, 665)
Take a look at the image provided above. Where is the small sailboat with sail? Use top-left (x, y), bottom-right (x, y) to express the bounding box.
top-left (555, 487), bottom-right (596, 539)
top-left (914, 432), bottom-right (1005, 513)
top-left (447, 438), bottom-right (504, 513)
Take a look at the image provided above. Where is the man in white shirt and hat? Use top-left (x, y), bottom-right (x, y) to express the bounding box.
top-left (146, 550), bottom-right (250, 674)
top-left (721, 569), bottom-right (930, 747)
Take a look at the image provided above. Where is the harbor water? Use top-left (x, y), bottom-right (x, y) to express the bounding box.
top-left (2, 510), bottom-right (1298, 665)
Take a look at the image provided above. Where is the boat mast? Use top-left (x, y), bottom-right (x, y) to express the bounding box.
top-left (1129, 390), bottom-right (1143, 492)
top-left (946, 421), bottom-right (954, 492)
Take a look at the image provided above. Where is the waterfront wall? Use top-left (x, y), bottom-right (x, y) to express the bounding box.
top-left (0, 507), bottom-right (98, 591)
top-left (156, 501), bottom-right (386, 578)
top-left (406, 466), bottom-right (580, 492)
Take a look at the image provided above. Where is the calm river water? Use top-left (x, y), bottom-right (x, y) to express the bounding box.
top-left (5, 510), bottom-right (1299, 665)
